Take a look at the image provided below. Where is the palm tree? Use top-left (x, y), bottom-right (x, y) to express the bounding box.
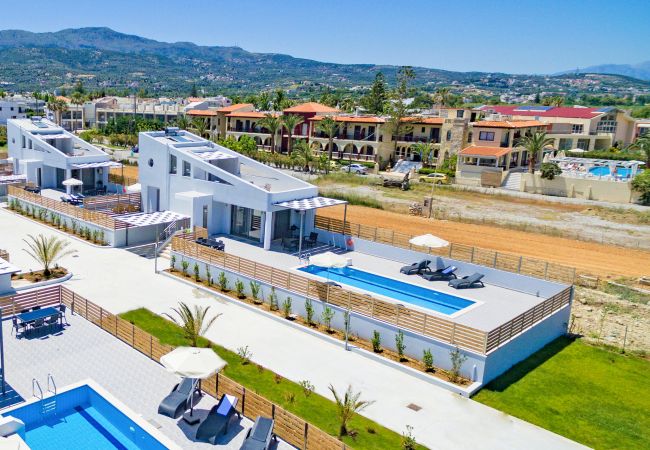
top-left (191, 117), bottom-right (208, 138)
top-left (293, 140), bottom-right (315, 172)
top-left (328, 384), bottom-right (373, 438)
top-left (629, 134), bottom-right (650, 166)
top-left (517, 131), bottom-right (555, 173)
top-left (433, 87), bottom-right (451, 106)
top-left (412, 142), bottom-right (434, 167)
top-left (70, 92), bottom-right (85, 131)
top-left (316, 116), bottom-right (341, 173)
top-left (164, 302), bottom-right (221, 347)
top-left (47, 98), bottom-right (68, 126)
top-left (258, 113), bottom-right (281, 153)
top-left (23, 234), bottom-right (77, 278)
top-left (175, 115), bottom-right (190, 130)
top-left (281, 114), bottom-right (304, 155)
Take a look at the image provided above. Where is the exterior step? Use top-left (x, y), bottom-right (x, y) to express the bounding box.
top-left (502, 172), bottom-right (523, 191)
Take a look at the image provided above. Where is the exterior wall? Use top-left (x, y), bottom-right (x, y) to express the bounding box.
top-left (0, 101), bottom-right (27, 124)
top-left (521, 173), bottom-right (639, 204)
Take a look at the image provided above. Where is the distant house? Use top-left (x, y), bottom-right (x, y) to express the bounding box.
top-left (0, 99), bottom-right (27, 124)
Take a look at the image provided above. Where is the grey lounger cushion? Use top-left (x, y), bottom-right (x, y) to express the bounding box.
top-left (448, 273), bottom-right (485, 289)
top-left (196, 394), bottom-right (240, 444)
top-left (400, 259), bottom-right (432, 275)
top-left (158, 377), bottom-right (197, 419)
top-left (240, 416), bottom-right (275, 450)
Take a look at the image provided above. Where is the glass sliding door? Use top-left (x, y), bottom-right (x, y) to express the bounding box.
top-left (230, 205), bottom-right (263, 242)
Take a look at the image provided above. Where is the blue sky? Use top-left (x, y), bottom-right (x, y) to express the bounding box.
top-left (0, 0), bottom-right (648, 74)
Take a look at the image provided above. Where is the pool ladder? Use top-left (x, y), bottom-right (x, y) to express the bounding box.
top-left (32, 374), bottom-right (57, 416)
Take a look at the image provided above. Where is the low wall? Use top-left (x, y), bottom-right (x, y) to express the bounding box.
top-left (521, 173), bottom-right (640, 204)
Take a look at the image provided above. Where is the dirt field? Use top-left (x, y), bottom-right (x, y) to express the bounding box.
top-left (110, 165), bottom-right (139, 179)
top-left (318, 204), bottom-right (650, 279)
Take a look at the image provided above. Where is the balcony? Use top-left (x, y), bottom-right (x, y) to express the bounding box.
top-left (394, 135), bottom-right (440, 143)
top-left (311, 132), bottom-right (378, 142)
top-left (228, 127), bottom-right (269, 134)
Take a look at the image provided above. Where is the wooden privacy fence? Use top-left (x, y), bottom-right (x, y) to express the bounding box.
top-left (8, 185), bottom-right (127, 230)
top-left (83, 192), bottom-right (142, 213)
top-left (58, 286), bottom-right (345, 450)
top-left (0, 249), bottom-right (9, 261)
top-left (0, 285), bottom-right (62, 317)
top-left (314, 215), bottom-right (576, 285)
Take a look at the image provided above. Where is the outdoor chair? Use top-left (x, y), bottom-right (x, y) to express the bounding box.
top-left (302, 232), bottom-right (318, 248)
top-left (240, 416), bottom-right (276, 450)
top-left (448, 273), bottom-right (485, 289)
top-left (281, 237), bottom-right (298, 252)
top-left (158, 377), bottom-right (199, 419)
top-left (196, 237), bottom-right (208, 246)
top-left (421, 265), bottom-right (458, 281)
top-left (20, 309), bottom-right (29, 314)
top-left (45, 315), bottom-right (59, 332)
top-left (11, 317), bottom-right (27, 336)
top-left (208, 239), bottom-right (225, 251)
top-left (32, 306), bottom-right (41, 311)
top-left (196, 394), bottom-right (241, 444)
top-left (59, 304), bottom-right (69, 325)
top-left (30, 318), bottom-right (45, 335)
top-left (400, 259), bottom-right (432, 275)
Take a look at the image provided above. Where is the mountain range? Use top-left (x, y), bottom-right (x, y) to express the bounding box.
top-left (557, 61), bottom-right (650, 81)
top-left (0, 27), bottom-right (647, 96)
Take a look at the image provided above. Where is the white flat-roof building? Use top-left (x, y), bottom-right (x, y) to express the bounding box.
top-left (0, 99), bottom-right (27, 124)
top-left (7, 117), bottom-right (119, 193)
top-left (139, 128), bottom-right (340, 250)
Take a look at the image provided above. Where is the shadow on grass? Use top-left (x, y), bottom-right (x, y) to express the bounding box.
top-left (478, 336), bottom-right (574, 393)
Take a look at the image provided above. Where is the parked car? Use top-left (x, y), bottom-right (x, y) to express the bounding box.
top-left (345, 164), bottom-right (368, 175)
top-left (419, 173), bottom-right (448, 184)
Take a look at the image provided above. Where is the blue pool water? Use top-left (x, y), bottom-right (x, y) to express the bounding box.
top-left (299, 265), bottom-right (475, 315)
top-left (3, 384), bottom-right (169, 450)
top-left (589, 166), bottom-right (632, 178)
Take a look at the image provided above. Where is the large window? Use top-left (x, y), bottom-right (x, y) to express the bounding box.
top-left (478, 131), bottom-right (495, 141)
top-left (169, 154), bottom-right (177, 174)
top-left (456, 109), bottom-right (464, 118)
top-left (571, 124), bottom-right (584, 134)
top-left (182, 160), bottom-right (191, 177)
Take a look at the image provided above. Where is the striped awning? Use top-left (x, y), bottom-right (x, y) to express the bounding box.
top-left (274, 196), bottom-right (347, 211)
top-left (71, 161), bottom-right (123, 169)
top-left (116, 210), bottom-right (189, 227)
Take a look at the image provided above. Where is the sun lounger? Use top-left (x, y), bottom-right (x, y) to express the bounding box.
top-left (448, 273), bottom-right (485, 289)
top-left (421, 265), bottom-right (457, 281)
top-left (400, 259), bottom-right (432, 275)
top-left (196, 394), bottom-right (241, 444)
top-left (240, 416), bottom-right (276, 450)
top-left (158, 377), bottom-right (199, 419)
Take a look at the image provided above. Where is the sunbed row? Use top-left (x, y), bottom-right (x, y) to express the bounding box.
top-left (400, 258), bottom-right (485, 289)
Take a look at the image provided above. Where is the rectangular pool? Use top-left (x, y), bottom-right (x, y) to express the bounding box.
top-left (299, 265), bottom-right (475, 315)
top-left (1, 381), bottom-right (176, 450)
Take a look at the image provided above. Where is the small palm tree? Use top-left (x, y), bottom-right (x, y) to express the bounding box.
top-left (191, 117), bottom-right (208, 138)
top-left (164, 302), bottom-right (221, 347)
top-left (517, 131), bottom-right (555, 173)
top-left (293, 140), bottom-right (315, 172)
top-left (47, 98), bottom-right (68, 126)
top-left (629, 134), bottom-right (650, 166)
top-left (433, 87), bottom-right (451, 106)
top-left (316, 116), bottom-right (341, 173)
top-left (175, 115), bottom-right (190, 130)
top-left (412, 142), bottom-right (434, 167)
top-left (328, 384), bottom-right (373, 438)
top-left (23, 234), bottom-right (77, 278)
top-left (258, 113), bottom-right (282, 153)
top-left (70, 92), bottom-right (85, 131)
top-left (281, 114), bottom-right (305, 155)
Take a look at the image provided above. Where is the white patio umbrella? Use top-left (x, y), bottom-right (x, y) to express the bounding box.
top-left (569, 148), bottom-right (586, 153)
top-left (542, 153), bottom-right (550, 163)
top-left (161, 347), bottom-right (227, 417)
top-left (409, 233), bottom-right (449, 249)
top-left (309, 251), bottom-right (348, 269)
top-left (62, 177), bottom-right (83, 194)
top-left (126, 183), bottom-right (141, 193)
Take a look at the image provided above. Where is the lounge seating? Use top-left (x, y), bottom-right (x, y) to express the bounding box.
top-left (448, 273), bottom-right (485, 289)
top-left (400, 259), bottom-right (432, 275)
top-left (281, 237), bottom-right (298, 252)
top-left (158, 377), bottom-right (199, 419)
top-left (302, 232), bottom-right (318, 248)
top-left (196, 394), bottom-right (241, 444)
top-left (11, 317), bottom-right (27, 336)
top-left (240, 416), bottom-right (275, 450)
top-left (421, 265), bottom-right (458, 281)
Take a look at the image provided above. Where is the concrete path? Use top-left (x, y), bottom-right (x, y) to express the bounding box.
top-left (0, 207), bottom-right (588, 450)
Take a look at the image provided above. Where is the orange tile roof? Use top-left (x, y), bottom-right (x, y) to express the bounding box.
top-left (226, 111), bottom-right (279, 118)
top-left (460, 146), bottom-right (511, 157)
top-left (283, 102), bottom-right (339, 113)
top-left (216, 103), bottom-right (254, 113)
top-left (56, 95), bottom-right (70, 102)
top-left (472, 120), bottom-right (545, 129)
top-left (404, 117), bottom-right (445, 125)
top-left (186, 109), bottom-right (218, 116)
top-left (310, 115), bottom-right (385, 124)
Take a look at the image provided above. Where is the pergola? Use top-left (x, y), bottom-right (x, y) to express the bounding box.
top-left (273, 196), bottom-right (348, 255)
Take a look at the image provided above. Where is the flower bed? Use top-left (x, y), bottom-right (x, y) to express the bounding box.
top-left (12, 267), bottom-right (68, 284)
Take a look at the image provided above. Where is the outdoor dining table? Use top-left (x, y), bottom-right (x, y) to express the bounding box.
top-left (17, 307), bottom-right (62, 328)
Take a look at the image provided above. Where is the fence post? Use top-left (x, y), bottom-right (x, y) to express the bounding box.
top-left (241, 387), bottom-right (246, 417)
top-left (470, 247), bottom-right (475, 263)
top-left (303, 422), bottom-right (309, 450)
top-left (149, 335), bottom-right (153, 359)
top-left (493, 252), bottom-right (497, 268)
top-left (132, 323), bottom-right (135, 347)
top-left (448, 243), bottom-right (453, 257)
top-left (100, 308), bottom-right (103, 328)
top-left (544, 263), bottom-right (549, 280)
top-left (517, 256), bottom-right (522, 273)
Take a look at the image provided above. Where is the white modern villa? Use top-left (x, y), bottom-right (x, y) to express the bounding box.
top-left (139, 128), bottom-right (345, 250)
top-left (6, 117), bottom-right (119, 193)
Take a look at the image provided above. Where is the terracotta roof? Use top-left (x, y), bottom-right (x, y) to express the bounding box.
top-left (460, 146), bottom-right (511, 158)
top-left (216, 103), bottom-right (254, 113)
top-left (226, 111), bottom-right (279, 118)
top-left (477, 105), bottom-right (608, 119)
top-left (187, 97), bottom-right (204, 102)
top-left (56, 95), bottom-right (70, 102)
top-left (186, 109), bottom-right (218, 116)
top-left (283, 102), bottom-right (339, 113)
top-left (472, 120), bottom-right (545, 129)
top-left (310, 115), bottom-right (385, 124)
top-left (404, 117), bottom-right (445, 125)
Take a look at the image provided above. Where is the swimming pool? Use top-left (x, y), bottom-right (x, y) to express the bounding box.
top-left (589, 166), bottom-right (632, 178)
top-left (299, 265), bottom-right (475, 315)
top-left (1, 381), bottom-right (177, 450)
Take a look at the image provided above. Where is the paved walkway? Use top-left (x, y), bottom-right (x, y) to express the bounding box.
top-left (0, 207), bottom-right (588, 450)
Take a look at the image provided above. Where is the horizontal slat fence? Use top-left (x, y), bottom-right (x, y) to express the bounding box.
top-left (0, 285), bottom-right (62, 317)
top-left (0, 250), bottom-right (9, 261)
top-left (83, 193), bottom-right (141, 213)
top-left (315, 215), bottom-right (577, 285)
top-left (8, 185), bottom-right (127, 229)
top-left (58, 286), bottom-right (345, 450)
top-left (108, 173), bottom-right (138, 188)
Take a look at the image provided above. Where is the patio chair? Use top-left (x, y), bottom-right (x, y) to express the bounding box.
top-left (196, 237), bottom-right (208, 246)
top-left (32, 306), bottom-right (41, 311)
top-left (45, 315), bottom-right (59, 332)
top-left (158, 377), bottom-right (199, 419)
top-left (30, 318), bottom-right (45, 335)
top-left (20, 309), bottom-right (29, 314)
top-left (400, 259), bottom-right (432, 275)
top-left (11, 317), bottom-right (27, 336)
top-left (281, 237), bottom-right (298, 252)
top-left (421, 265), bottom-right (458, 281)
top-left (240, 416), bottom-right (276, 450)
top-left (59, 304), bottom-right (69, 325)
top-left (302, 232), bottom-right (318, 248)
top-left (448, 273), bottom-right (485, 289)
top-left (196, 394), bottom-right (241, 444)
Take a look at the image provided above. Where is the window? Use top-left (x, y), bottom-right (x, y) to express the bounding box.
top-left (456, 110), bottom-right (464, 118)
top-left (169, 154), bottom-right (177, 174)
top-left (478, 131), bottom-right (495, 141)
top-left (148, 158), bottom-right (154, 167)
top-left (571, 124), bottom-right (584, 134)
top-left (467, 132), bottom-right (473, 143)
top-left (446, 130), bottom-right (452, 141)
top-left (182, 161), bottom-right (191, 177)
top-left (421, 127), bottom-right (425, 133)
top-left (21, 136), bottom-right (25, 148)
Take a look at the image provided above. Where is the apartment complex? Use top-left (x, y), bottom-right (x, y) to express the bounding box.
top-left (0, 99), bottom-right (27, 124)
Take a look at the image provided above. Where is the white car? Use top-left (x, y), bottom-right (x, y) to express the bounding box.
top-left (345, 164), bottom-right (368, 175)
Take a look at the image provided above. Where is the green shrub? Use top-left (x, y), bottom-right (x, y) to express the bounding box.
top-left (250, 281), bottom-right (262, 304)
top-left (395, 330), bottom-right (406, 361)
top-left (298, 380), bottom-right (315, 397)
top-left (269, 287), bottom-right (279, 311)
top-left (237, 345), bottom-right (252, 364)
top-left (282, 297), bottom-right (293, 319)
top-left (632, 170), bottom-right (650, 205)
top-left (193, 262), bottom-right (200, 281)
top-left (449, 347), bottom-right (467, 383)
top-left (401, 425), bottom-right (417, 450)
top-left (321, 306), bottom-right (335, 332)
top-left (540, 162), bottom-right (562, 180)
top-left (181, 260), bottom-right (189, 276)
top-left (170, 255), bottom-right (176, 270)
top-left (235, 279), bottom-right (245, 299)
top-left (218, 272), bottom-right (228, 291)
top-left (371, 330), bottom-right (382, 353)
top-left (205, 264), bottom-right (212, 286)
top-left (305, 298), bottom-right (314, 324)
top-left (423, 349), bottom-right (434, 372)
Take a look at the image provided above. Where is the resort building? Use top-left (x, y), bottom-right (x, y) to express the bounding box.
top-left (187, 103), bottom-right (254, 141)
top-left (7, 117), bottom-right (117, 193)
top-left (138, 127), bottom-right (344, 250)
top-left (0, 99), bottom-right (27, 124)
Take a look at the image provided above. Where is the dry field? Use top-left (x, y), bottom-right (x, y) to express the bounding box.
top-left (319, 204), bottom-right (650, 279)
top-left (111, 165), bottom-right (139, 179)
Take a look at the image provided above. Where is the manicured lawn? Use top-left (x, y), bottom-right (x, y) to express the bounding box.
top-left (474, 337), bottom-right (650, 450)
top-left (120, 308), bottom-right (423, 450)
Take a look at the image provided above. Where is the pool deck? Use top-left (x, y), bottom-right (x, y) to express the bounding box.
top-left (0, 313), bottom-right (291, 450)
top-left (217, 236), bottom-right (548, 332)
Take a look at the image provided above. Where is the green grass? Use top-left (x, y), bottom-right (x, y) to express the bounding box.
top-left (474, 337), bottom-right (650, 450)
top-left (319, 189), bottom-right (384, 210)
top-left (120, 308), bottom-right (421, 450)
